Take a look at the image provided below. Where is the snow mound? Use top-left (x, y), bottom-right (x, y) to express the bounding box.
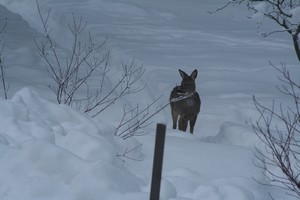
top-left (206, 121), bottom-right (259, 147)
top-left (0, 88), bottom-right (141, 200)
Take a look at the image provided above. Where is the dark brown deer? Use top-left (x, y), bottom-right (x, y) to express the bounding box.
top-left (170, 69), bottom-right (201, 134)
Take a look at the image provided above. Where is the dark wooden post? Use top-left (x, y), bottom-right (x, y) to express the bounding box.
top-left (149, 123), bottom-right (166, 200)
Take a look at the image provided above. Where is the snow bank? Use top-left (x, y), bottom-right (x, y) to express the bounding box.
top-left (0, 88), bottom-right (141, 200)
top-left (0, 86), bottom-right (266, 200)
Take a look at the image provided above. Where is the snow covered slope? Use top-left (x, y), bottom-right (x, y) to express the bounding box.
top-left (0, 0), bottom-right (298, 199)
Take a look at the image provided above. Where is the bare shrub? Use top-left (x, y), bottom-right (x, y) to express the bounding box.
top-left (253, 63), bottom-right (300, 198)
top-left (35, 1), bottom-right (107, 106)
top-left (211, 1), bottom-right (300, 198)
top-left (34, 0), bottom-right (171, 142)
top-left (114, 97), bottom-right (171, 139)
top-left (35, 0), bottom-right (145, 118)
top-left (83, 61), bottom-right (145, 118)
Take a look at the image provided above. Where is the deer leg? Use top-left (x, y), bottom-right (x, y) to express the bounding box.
top-left (171, 109), bottom-right (178, 129)
top-left (179, 115), bottom-right (188, 132)
top-left (189, 115), bottom-right (198, 134)
top-left (178, 116), bottom-right (182, 131)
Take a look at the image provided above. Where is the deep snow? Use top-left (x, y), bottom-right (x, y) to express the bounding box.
top-left (0, 0), bottom-right (299, 199)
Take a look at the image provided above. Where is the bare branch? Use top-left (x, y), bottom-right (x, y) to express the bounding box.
top-left (35, 0), bottom-right (109, 106)
top-left (253, 63), bottom-right (300, 198)
top-left (35, 0), bottom-right (166, 141)
top-left (84, 61), bottom-right (145, 117)
top-left (208, 0), bottom-right (245, 14)
top-left (0, 57), bottom-right (8, 100)
top-left (115, 97), bottom-right (169, 140)
top-left (116, 144), bottom-right (143, 162)
top-left (0, 19), bottom-right (8, 99)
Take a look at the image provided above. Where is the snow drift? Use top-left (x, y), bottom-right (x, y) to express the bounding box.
top-left (0, 88), bottom-right (142, 200)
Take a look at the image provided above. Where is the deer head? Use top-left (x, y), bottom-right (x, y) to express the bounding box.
top-left (177, 69), bottom-right (198, 96)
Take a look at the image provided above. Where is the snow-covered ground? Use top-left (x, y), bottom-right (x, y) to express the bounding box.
top-left (0, 0), bottom-right (298, 199)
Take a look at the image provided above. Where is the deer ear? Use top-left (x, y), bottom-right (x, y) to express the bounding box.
top-left (178, 69), bottom-right (188, 79)
top-left (190, 69), bottom-right (198, 80)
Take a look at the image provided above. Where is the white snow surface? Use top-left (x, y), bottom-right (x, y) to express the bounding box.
top-left (0, 0), bottom-right (299, 199)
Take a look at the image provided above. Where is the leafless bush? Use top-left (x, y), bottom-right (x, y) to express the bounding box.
top-left (35, 1), bottom-right (145, 118)
top-left (83, 61), bottom-right (145, 117)
top-left (35, 1), bottom-right (107, 105)
top-left (253, 63), bottom-right (300, 198)
top-left (117, 143), bottom-right (143, 162)
top-left (34, 0), bottom-right (170, 141)
top-left (115, 93), bottom-right (191, 140)
top-left (114, 97), bottom-right (171, 139)
top-left (211, 1), bottom-right (300, 198)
